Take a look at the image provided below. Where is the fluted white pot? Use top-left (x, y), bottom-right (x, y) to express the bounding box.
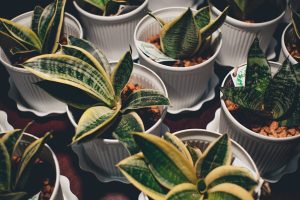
top-left (68, 63), bottom-right (168, 182)
top-left (279, 23), bottom-right (298, 64)
top-left (0, 12), bottom-right (83, 114)
top-left (134, 7), bottom-right (222, 111)
top-left (220, 62), bottom-right (300, 176)
top-left (148, 0), bottom-right (196, 11)
top-left (73, 0), bottom-right (148, 62)
top-left (210, 4), bottom-right (285, 67)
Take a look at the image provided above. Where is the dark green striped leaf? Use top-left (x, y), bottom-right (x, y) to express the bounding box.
top-left (0, 192), bottom-right (27, 200)
top-left (9, 48), bottom-right (39, 63)
top-left (113, 112), bottom-right (144, 155)
top-left (31, 6), bottom-right (44, 35)
top-left (196, 134), bottom-right (231, 179)
top-left (207, 183), bottom-right (253, 200)
top-left (15, 132), bottom-right (52, 190)
top-left (0, 142), bottom-right (10, 192)
top-left (0, 129), bottom-right (23, 158)
top-left (122, 89), bottom-right (169, 112)
top-left (132, 132), bottom-right (197, 189)
top-left (117, 154), bottom-right (167, 200)
top-left (111, 51), bottom-right (133, 97)
top-left (186, 145), bottom-right (202, 165)
top-left (36, 81), bottom-right (102, 109)
top-left (160, 8), bottom-right (200, 59)
top-left (292, 9), bottom-right (300, 39)
top-left (264, 59), bottom-right (297, 119)
top-left (68, 36), bottom-right (110, 73)
top-left (165, 183), bottom-right (201, 200)
top-left (246, 37), bottom-right (271, 92)
top-left (0, 30), bottom-right (28, 54)
top-left (38, 2), bottom-right (55, 44)
top-left (194, 6), bottom-right (210, 30)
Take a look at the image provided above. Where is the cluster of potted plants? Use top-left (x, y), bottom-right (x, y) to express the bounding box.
top-left (0, 0), bottom-right (300, 199)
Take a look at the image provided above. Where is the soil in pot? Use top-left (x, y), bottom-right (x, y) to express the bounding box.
top-left (147, 34), bottom-right (213, 67)
top-left (284, 27), bottom-right (300, 62)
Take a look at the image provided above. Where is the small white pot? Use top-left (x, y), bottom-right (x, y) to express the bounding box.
top-left (148, 0), bottom-right (196, 11)
top-left (68, 63), bottom-right (168, 182)
top-left (210, 4), bottom-right (285, 67)
top-left (73, 0), bottom-right (148, 62)
top-left (19, 133), bottom-right (61, 200)
top-left (0, 11), bottom-right (83, 114)
top-left (279, 23), bottom-right (298, 64)
top-left (134, 7), bottom-right (222, 111)
top-left (138, 129), bottom-right (260, 200)
top-left (220, 62), bottom-right (300, 176)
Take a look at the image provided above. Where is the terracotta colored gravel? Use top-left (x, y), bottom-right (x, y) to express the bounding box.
top-left (287, 43), bottom-right (300, 62)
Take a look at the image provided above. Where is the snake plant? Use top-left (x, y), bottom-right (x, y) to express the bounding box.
top-left (147, 6), bottom-right (228, 59)
top-left (76, 0), bottom-right (144, 16)
top-left (21, 36), bottom-right (169, 152)
top-left (290, 7), bottom-right (300, 61)
top-left (0, 125), bottom-right (52, 200)
top-left (222, 37), bottom-right (300, 127)
top-left (0, 0), bottom-right (66, 64)
top-left (118, 132), bottom-right (258, 200)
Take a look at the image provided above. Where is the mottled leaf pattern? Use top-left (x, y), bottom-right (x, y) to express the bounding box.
top-left (31, 6), bottom-right (44, 35)
top-left (0, 142), bottom-right (10, 192)
top-left (165, 183), bottom-right (201, 200)
top-left (194, 6), bottom-right (210, 30)
top-left (208, 183), bottom-right (253, 200)
top-left (37, 3), bottom-right (55, 44)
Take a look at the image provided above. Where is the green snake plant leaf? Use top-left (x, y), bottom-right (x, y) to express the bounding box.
top-left (292, 9), bottom-right (300, 39)
top-left (22, 54), bottom-right (116, 107)
top-left (15, 132), bottom-right (52, 191)
top-left (207, 183), bottom-right (254, 200)
top-left (117, 153), bottom-right (167, 200)
top-left (132, 132), bottom-right (197, 189)
top-left (165, 183), bottom-right (201, 200)
top-left (196, 134), bottom-right (232, 179)
top-left (0, 142), bottom-right (11, 192)
top-left (122, 89), bottom-right (169, 112)
top-left (246, 37), bottom-right (271, 93)
top-left (205, 166), bottom-right (258, 191)
top-left (160, 8), bottom-right (200, 59)
top-left (0, 192), bottom-right (27, 200)
top-left (0, 129), bottom-right (23, 158)
top-left (0, 30), bottom-right (29, 55)
top-left (200, 7), bottom-right (228, 41)
top-left (221, 87), bottom-right (264, 112)
top-left (73, 105), bottom-right (120, 144)
top-left (68, 36), bottom-right (110, 73)
top-left (36, 81), bottom-right (101, 109)
top-left (226, 0), bottom-right (265, 19)
top-left (111, 51), bottom-right (133, 97)
top-left (113, 112), bottom-right (144, 155)
top-left (81, 0), bottom-right (110, 11)
top-left (0, 18), bottom-right (41, 51)
top-left (38, 2), bottom-right (55, 43)
top-left (264, 59), bottom-right (298, 119)
top-left (194, 6), bottom-right (210, 30)
top-left (9, 48), bottom-right (39, 62)
top-left (41, 0), bottom-right (66, 53)
top-left (186, 145), bottom-right (202, 165)
top-left (148, 12), bottom-right (166, 27)
top-left (163, 132), bottom-right (194, 166)
top-left (31, 6), bottom-right (44, 35)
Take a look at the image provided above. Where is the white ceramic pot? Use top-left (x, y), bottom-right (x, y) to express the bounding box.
top-left (148, 0), bottom-right (196, 11)
top-left (283, 0), bottom-right (300, 23)
top-left (0, 12), bottom-right (83, 115)
top-left (279, 23), bottom-right (298, 64)
top-left (220, 62), bottom-right (300, 176)
top-left (134, 7), bottom-right (222, 111)
top-left (73, 0), bottom-right (148, 62)
top-left (210, 4), bottom-right (285, 67)
top-left (19, 133), bottom-right (62, 200)
top-left (138, 129), bottom-right (260, 200)
top-left (68, 63), bottom-right (168, 182)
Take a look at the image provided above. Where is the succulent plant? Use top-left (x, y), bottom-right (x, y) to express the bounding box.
top-left (0, 0), bottom-right (66, 64)
top-left (147, 6), bottom-right (228, 60)
top-left (222, 37), bottom-right (300, 127)
top-left (0, 125), bottom-right (52, 200)
top-left (76, 0), bottom-right (144, 16)
top-left (290, 7), bottom-right (300, 61)
top-left (21, 36), bottom-right (169, 153)
top-left (118, 132), bottom-right (258, 200)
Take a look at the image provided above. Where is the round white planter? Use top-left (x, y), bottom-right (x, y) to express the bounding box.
top-left (148, 0), bottom-right (196, 11)
top-left (73, 0), bottom-right (148, 62)
top-left (220, 62), bottom-right (300, 176)
top-left (0, 11), bottom-right (83, 114)
top-left (138, 129), bottom-right (260, 200)
top-left (68, 63), bottom-right (168, 182)
top-left (19, 133), bottom-right (61, 200)
top-left (279, 23), bottom-right (298, 64)
top-left (210, 4), bottom-right (285, 67)
top-left (134, 7), bottom-right (222, 111)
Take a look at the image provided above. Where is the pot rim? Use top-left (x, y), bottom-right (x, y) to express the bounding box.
top-left (67, 62), bottom-right (169, 144)
top-left (281, 23), bottom-right (298, 64)
top-left (73, 0), bottom-right (148, 21)
top-left (210, 4), bottom-right (285, 29)
top-left (0, 11), bottom-right (84, 74)
top-left (133, 6), bottom-right (222, 72)
top-left (220, 61), bottom-right (300, 142)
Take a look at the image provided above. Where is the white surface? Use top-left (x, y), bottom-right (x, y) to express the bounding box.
top-left (279, 23), bottom-right (298, 64)
top-left (60, 175), bottom-right (78, 200)
top-left (148, 0), bottom-right (196, 11)
top-left (0, 111), bottom-right (14, 131)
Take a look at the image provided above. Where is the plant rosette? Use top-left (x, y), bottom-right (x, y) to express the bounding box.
top-left (73, 0), bottom-right (148, 62)
top-left (0, 8), bottom-right (83, 114)
top-left (68, 62), bottom-right (168, 180)
top-left (209, 2), bottom-right (285, 67)
top-left (148, 0), bottom-right (196, 12)
top-left (134, 7), bottom-right (225, 111)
